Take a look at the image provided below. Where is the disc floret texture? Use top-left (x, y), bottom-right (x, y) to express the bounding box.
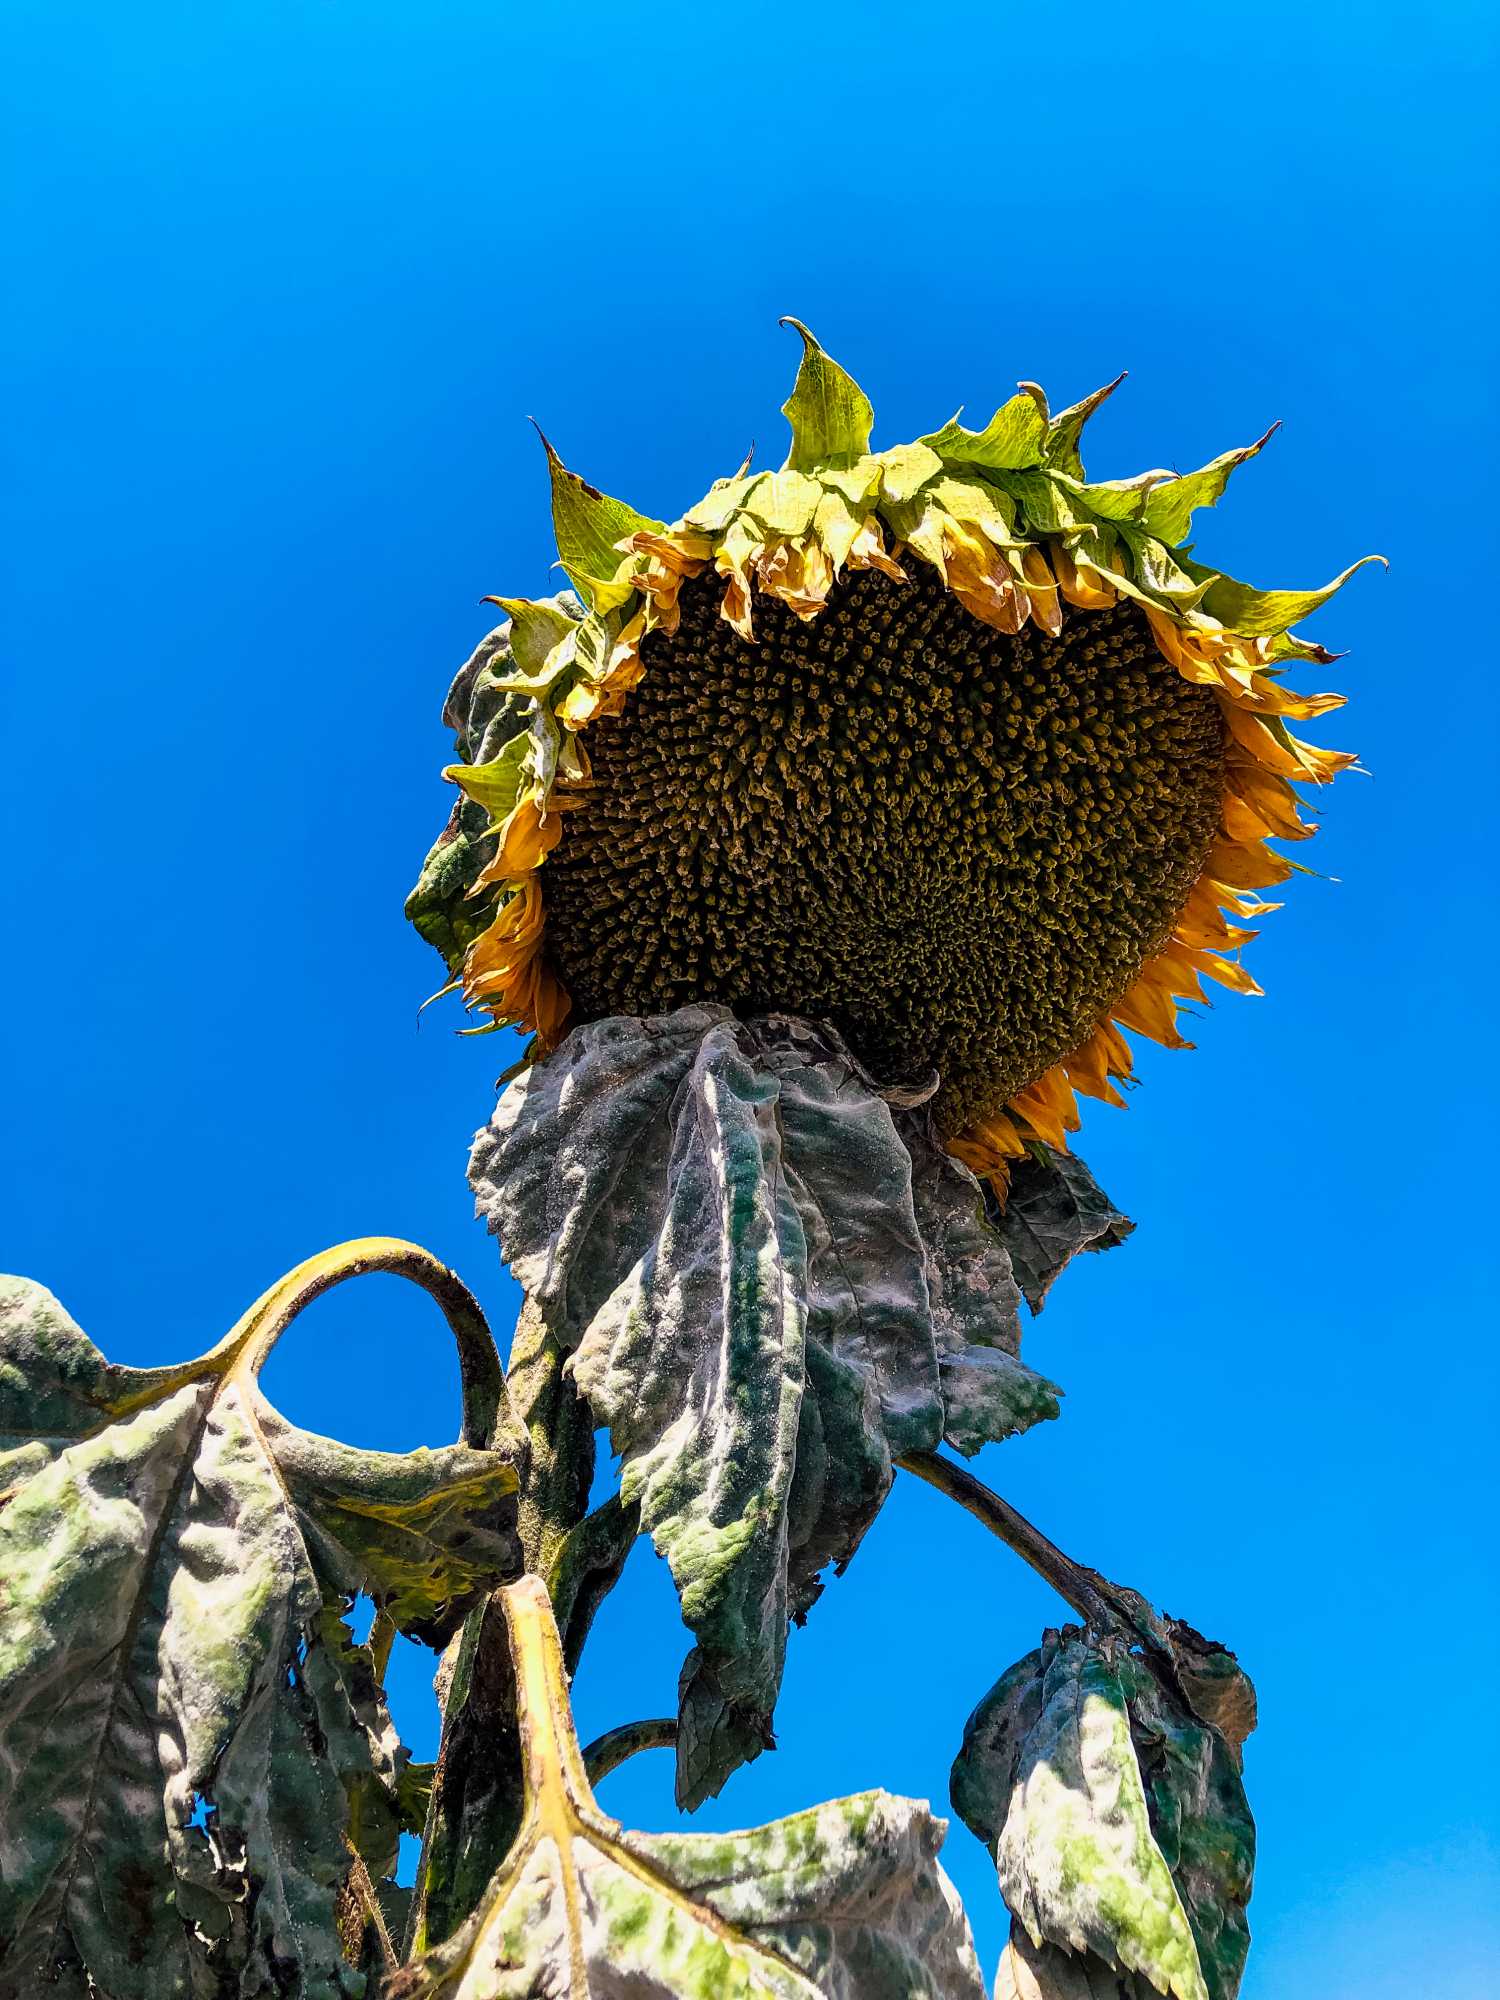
top-left (409, 322), bottom-right (1380, 1184)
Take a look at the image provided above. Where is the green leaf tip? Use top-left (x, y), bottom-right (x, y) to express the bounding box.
top-left (1141, 421), bottom-right (1281, 548)
top-left (532, 418), bottom-right (663, 610)
top-left (1043, 369), bottom-right (1128, 477)
top-left (778, 317), bottom-right (874, 473)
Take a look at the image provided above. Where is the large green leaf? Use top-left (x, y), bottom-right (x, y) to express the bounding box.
top-left (951, 1615), bottom-right (1255, 2000)
top-left (779, 319), bottom-right (874, 472)
top-left (0, 1241), bottom-right (522, 2000)
top-left (391, 1575), bottom-right (987, 2000)
top-left (469, 1007), bottom-right (1059, 1808)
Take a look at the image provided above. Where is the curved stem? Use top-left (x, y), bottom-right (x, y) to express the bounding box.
top-left (581, 1718), bottom-right (678, 1787)
top-left (232, 1237), bottom-right (514, 1451)
top-left (896, 1449), bottom-right (1121, 1634)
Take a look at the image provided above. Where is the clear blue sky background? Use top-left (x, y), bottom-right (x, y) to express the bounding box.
top-left (3, 4), bottom-right (1496, 1993)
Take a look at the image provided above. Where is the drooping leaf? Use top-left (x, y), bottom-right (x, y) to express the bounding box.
top-left (980, 1631), bottom-right (1207, 2000)
top-left (0, 1241), bottom-right (522, 2000)
top-left (951, 1617), bottom-right (1256, 2000)
top-left (779, 319), bottom-right (875, 472)
top-left (468, 1007), bottom-right (1059, 1807)
top-left (1112, 1652), bottom-right (1255, 2000)
top-left (538, 425), bottom-right (664, 609)
top-left (985, 1145), bottom-right (1135, 1314)
top-left (901, 1115), bottom-right (1062, 1455)
top-left (391, 1575), bottom-right (987, 2000)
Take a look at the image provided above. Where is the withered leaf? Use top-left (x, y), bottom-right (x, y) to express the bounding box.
top-left (470, 1008), bottom-right (1060, 1807)
top-left (0, 1240), bottom-right (521, 2000)
top-left (392, 1575), bottom-right (987, 2000)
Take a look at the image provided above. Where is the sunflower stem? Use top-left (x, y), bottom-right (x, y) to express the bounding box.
top-left (505, 1295), bottom-right (598, 1583)
top-left (896, 1450), bottom-right (1121, 1634)
top-left (581, 1717), bottom-right (678, 1786)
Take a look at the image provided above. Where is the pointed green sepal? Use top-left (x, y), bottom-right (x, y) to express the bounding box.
top-left (779, 318), bottom-right (874, 472)
top-left (1142, 424), bottom-right (1280, 548)
top-left (479, 593), bottom-right (580, 693)
top-left (536, 424), bottom-right (663, 609)
top-left (1042, 370), bottom-right (1127, 478)
top-left (1200, 552), bottom-right (1387, 635)
top-left (921, 393), bottom-right (1046, 472)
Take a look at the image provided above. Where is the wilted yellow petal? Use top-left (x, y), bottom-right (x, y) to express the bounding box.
top-left (943, 521), bottom-right (1025, 633)
top-left (1206, 831), bottom-right (1295, 890)
top-left (846, 517), bottom-right (906, 581)
top-left (1019, 546), bottom-right (1063, 636)
top-left (1050, 536), bottom-right (1117, 608)
top-left (1008, 1068), bottom-right (1081, 1150)
top-left (812, 487), bottom-right (864, 574)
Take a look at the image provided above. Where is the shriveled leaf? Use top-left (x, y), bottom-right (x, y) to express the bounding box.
top-left (393, 1575), bottom-right (987, 2000)
top-left (1156, 1621), bottom-right (1257, 1760)
top-left (406, 626), bottom-right (532, 974)
top-left (987, 1145), bottom-right (1134, 1314)
top-left (0, 1241), bottom-right (522, 2000)
top-left (469, 1007), bottom-right (1059, 1807)
top-left (780, 318), bottom-right (875, 472)
top-left (996, 1920), bottom-right (1156, 1998)
top-left (951, 1615), bottom-right (1256, 2000)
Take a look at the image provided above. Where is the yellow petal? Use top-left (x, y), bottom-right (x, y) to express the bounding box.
top-left (1050, 537), bottom-right (1117, 609)
top-left (1020, 546), bottom-right (1063, 636)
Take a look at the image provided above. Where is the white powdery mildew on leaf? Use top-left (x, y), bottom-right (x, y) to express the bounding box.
top-left (0, 1253), bottom-right (520, 2000)
top-left (953, 1618), bottom-right (1256, 2000)
top-left (997, 1637), bottom-right (1206, 2000)
top-left (470, 1007), bottom-right (1061, 1806)
top-left (398, 1577), bottom-right (987, 2000)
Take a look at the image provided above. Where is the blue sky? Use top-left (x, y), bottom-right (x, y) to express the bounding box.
top-left (2, 3), bottom-right (1496, 1992)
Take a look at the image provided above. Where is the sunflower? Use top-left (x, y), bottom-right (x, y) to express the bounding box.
top-left (408, 322), bottom-right (1381, 1193)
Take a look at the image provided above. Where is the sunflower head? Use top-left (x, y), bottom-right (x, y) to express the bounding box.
top-left (408, 322), bottom-right (1381, 1189)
